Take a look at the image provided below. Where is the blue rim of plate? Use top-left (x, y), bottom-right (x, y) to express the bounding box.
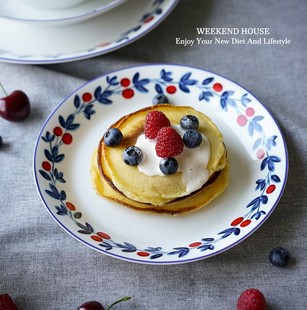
top-left (0, 0), bottom-right (126, 24)
top-left (33, 64), bottom-right (288, 264)
top-left (0, 0), bottom-right (179, 64)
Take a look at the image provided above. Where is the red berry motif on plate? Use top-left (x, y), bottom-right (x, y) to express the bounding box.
top-left (256, 149), bottom-right (265, 159)
top-left (231, 217), bottom-right (244, 226)
top-left (237, 288), bottom-right (266, 310)
top-left (237, 114), bottom-right (248, 126)
top-left (82, 92), bottom-right (92, 102)
top-left (137, 251), bottom-right (150, 257)
top-left (97, 232), bottom-right (111, 239)
top-left (240, 219), bottom-right (251, 227)
top-left (66, 202), bottom-right (76, 211)
top-left (266, 184), bottom-right (276, 194)
top-left (246, 107), bottom-right (255, 117)
top-left (120, 78), bottom-right (131, 87)
top-left (62, 133), bottom-right (73, 144)
top-left (53, 126), bottom-right (63, 136)
top-left (213, 83), bottom-right (223, 92)
top-left (189, 242), bottom-right (202, 247)
top-left (155, 126), bottom-right (184, 158)
top-left (42, 161), bottom-right (51, 171)
top-left (166, 85), bottom-right (177, 94)
top-left (144, 16), bottom-right (154, 23)
top-left (122, 88), bottom-right (134, 99)
top-left (144, 110), bottom-right (171, 139)
top-left (91, 235), bottom-right (103, 242)
top-left (120, 77), bottom-right (135, 99)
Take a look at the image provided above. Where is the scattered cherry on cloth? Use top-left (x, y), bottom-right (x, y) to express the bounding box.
top-left (0, 82), bottom-right (31, 122)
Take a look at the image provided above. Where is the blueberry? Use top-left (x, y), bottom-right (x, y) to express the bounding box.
top-left (159, 158), bottom-right (178, 175)
top-left (152, 94), bottom-right (169, 105)
top-left (183, 130), bottom-right (202, 148)
top-left (269, 247), bottom-right (290, 267)
top-left (104, 128), bottom-right (123, 147)
top-left (123, 146), bottom-right (143, 166)
top-left (180, 115), bottom-right (199, 130)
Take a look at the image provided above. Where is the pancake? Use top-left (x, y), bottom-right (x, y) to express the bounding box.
top-left (91, 104), bottom-right (229, 215)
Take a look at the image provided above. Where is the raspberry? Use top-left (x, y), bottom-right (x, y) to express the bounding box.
top-left (237, 288), bottom-right (266, 310)
top-left (144, 110), bottom-right (171, 139)
top-left (155, 127), bottom-right (184, 158)
top-left (0, 294), bottom-right (19, 310)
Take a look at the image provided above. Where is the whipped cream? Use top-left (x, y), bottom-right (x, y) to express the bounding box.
top-left (135, 125), bottom-right (211, 195)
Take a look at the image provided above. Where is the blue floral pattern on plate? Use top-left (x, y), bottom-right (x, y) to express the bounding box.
top-left (34, 64), bottom-right (288, 264)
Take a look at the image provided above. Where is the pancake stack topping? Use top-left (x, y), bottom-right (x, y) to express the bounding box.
top-left (105, 110), bottom-right (206, 176)
top-left (92, 104), bottom-right (229, 214)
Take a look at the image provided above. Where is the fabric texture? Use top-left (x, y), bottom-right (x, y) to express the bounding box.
top-left (1, 0), bottom-right (306, 309)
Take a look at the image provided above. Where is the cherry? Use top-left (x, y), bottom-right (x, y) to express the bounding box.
top-left (77, 297), bottom-right (131, 310)
top-left (0, 82), bottom-right (31, 122)
top-left (77, 301), bottom-right (105, 310)
top-left (0, 293), bottom-right (19, 310)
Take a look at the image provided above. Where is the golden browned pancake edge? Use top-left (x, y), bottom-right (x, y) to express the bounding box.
top-left (92, 104), bottom-right (229, 215)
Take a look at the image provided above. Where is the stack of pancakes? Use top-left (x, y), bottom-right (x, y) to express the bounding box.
top-left (91, 104), bottom-right (229, 215)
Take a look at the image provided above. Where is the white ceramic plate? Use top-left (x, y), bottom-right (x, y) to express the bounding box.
top-left (33, 64), bottom-right (288, 265)
top-left (0, 0), bottom-right (179, 64)
top-left (0, 0), bottom-right (126, 25)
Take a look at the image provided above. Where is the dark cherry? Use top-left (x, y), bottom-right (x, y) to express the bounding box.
top-left (77, 301), bottom-right (105, 310)
top-left (0, 294), bottom-right (19, 310)
top-left (0, 89), bottom-right (31, 122)
top-left (77, 297), bottom-right (131, 310)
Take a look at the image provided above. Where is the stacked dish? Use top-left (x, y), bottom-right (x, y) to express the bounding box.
top-left (0, 0), bottom-right (179, 64)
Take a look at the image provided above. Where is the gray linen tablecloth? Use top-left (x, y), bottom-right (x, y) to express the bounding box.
top-left (1, 0), bottom-right (306, 309)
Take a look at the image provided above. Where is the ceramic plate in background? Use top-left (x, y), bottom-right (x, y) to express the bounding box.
top-left (0, 0), bottom-right (127, 25)
top-left (33, 64), bottom-right (288, 264)
top-left (0, 0), bottom-right (179, 64)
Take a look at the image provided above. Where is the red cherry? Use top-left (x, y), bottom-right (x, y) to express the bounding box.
top-left (77, 301), bottom-right (105, 310)
top-left (0, 294), bottom-right (19, 310)
top-left (0, 89), bottom-right (30, 122)
top-left (77, 297), bottom-right (131, 310)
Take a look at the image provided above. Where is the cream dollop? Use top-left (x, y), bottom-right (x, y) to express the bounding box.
top-left (135, 125), bottom-right (211, 195)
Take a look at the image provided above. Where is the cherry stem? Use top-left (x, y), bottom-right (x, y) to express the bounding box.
top-left (106, 297), bottom-right (131, 310)
top-left (0, 82), bottom-right (8, 97)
